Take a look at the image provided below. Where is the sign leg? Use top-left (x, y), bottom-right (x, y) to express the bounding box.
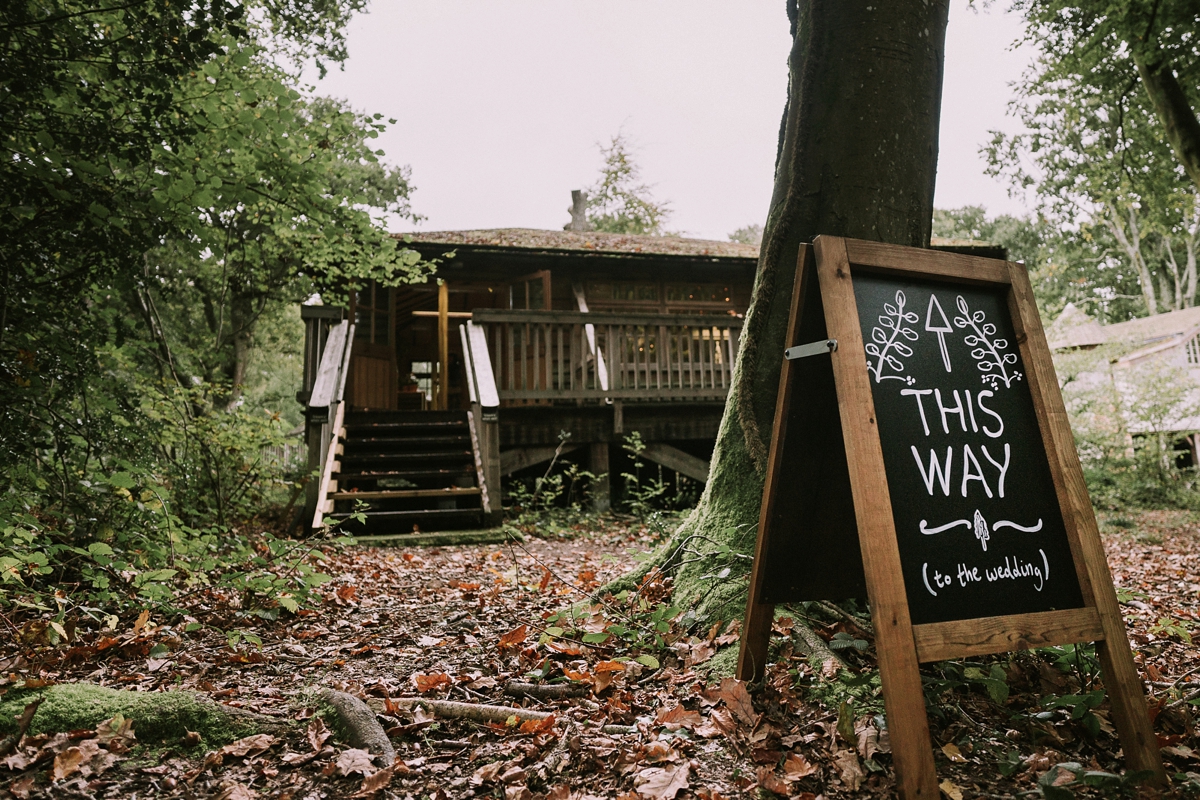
top-left (736, 598), bottom-right (774, 682)
top-left (1096, 637), bottom-right (1166, 783)
top-left (874, 616), bottom-right (940, 799)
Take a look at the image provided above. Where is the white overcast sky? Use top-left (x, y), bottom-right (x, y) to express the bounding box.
top-left (308, 1), bottom-right (1034, 241)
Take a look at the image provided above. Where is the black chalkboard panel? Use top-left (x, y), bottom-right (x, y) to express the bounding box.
top-left (853, 273), bottom-right (1085, 625)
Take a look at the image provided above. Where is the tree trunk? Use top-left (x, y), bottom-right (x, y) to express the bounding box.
top-left (1135, 55), bottom-right (1200, 193)
top-left (610, 0), bottom-right (951, 627)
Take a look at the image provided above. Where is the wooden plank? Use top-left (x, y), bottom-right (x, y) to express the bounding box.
top-left (913, 608), bottom-right (1104, 663)
top-left (308, 322), bottom-right (348, 410)
top-left (330, 487), bottom-right (481, 501)
top-left (412, 310), bottom-right (472, 318)
top-left (738, 245), bottom-right (813, 683)
top-left (640, 442), bottom-right (710, 482)
top-left (1005, 261), bottom-right (1165, 783)
top-left (500, 444), bottom-right (584, 476)
top-left (496, 388), bottom-right (731, 401)
top-left (473, 310), bottom-right (745, 328)
top-left (814, 235), bottom-right (939, 799)
top-left (844, 238), bottom-right (1012, 285)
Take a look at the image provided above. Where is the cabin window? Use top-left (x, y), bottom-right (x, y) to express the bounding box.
top-left (588, 281), bottom-right (658, 303)
top-left (410, 361), bottom-right (434, 402)
top-left (666, 283), bottom-right (732, 303)
top-left (354, 280), bottom-right (391, 344)
top-left (1187, 334), bottom-right (1200, 365)
top-left (509, 274), bottom-right (550, 310)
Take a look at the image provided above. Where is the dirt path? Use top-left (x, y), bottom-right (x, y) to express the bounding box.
top-left (5, 511), bottom-right (1200, 798)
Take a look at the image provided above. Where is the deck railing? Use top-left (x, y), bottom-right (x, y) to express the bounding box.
top-left (470, 310), bottom-right (741, 402)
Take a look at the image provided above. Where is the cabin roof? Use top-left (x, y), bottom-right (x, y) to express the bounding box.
top-left (1049, 303), bottom-right (1200, 350)
top-left (395, 228), bottom-right (760, 260)
top-left (394, 228), bottom-right (1004, 262)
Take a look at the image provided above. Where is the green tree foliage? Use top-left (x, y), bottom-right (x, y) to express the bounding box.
top-left (0, 1), bottom-right (424, 617)
top-left (1010, 0), bottom-right (1200, 191)
top-left (988, 0), bottom-right (1200, 317)
top-left (585, 133), bottom-right (672, 236)
top-left (727, 224), bottom-right (763, 246)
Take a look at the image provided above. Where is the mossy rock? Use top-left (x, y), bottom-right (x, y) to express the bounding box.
top-left (0, 683), bottom-right (264, 746)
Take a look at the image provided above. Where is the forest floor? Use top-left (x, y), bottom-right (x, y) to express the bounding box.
top-left (3, 509), bottom-right (1200, 799)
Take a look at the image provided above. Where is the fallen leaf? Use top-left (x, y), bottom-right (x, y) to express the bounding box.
top-left (717, 678), bottom-right (757, 726)
top-left (687, 641), bottom-right (716, 666)
top-left (695, 708), bottom-right (735, 739)
top-left (634, 763), bottom-right (691, 799)
top-left (593, 660), bottom-right (626, 673)
top-left (783, 752), bottom-right (818, 779)
top-left (655, 705), bottom-right (703, 730)
top-left (755, 766), bottom-right (790, 795)
top-left (471, 761), bottom-right (505, 785)
top-left (939, 778), bottom-right (963, 800)
top-left (335, 748), bottom-right (378, 777)
top-left (832, 750), bottom-right (864, 791)
top-left (414, 673), bottom-right (452, 693)
top-left (212, 783), bottom-right (257, 800)
top-left (519, 714), bottom-right (556, 735)
top-left (8, 776), bottom-right (35, 800)
top-left (51, 746), bottom-right (86, 781)
top-left (132, 609), bottom-right (150, 635)
top-left (351, 763), bottom-right (398, 797)
top-left (941, 742), bottom-right (967, 763)
top-left (96, 714), bottom-right (136, 753)
top-left (307, 717), bottom-right (331, 752)
top-left (220, 734), bottom-right (277, 758)
top-left (498, 625), bottom-right (528, 650)
top-left (855, 717), bottom-right (879, 761)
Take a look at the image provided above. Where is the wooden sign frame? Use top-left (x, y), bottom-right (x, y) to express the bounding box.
top-left (738, 236), bottom-right (1164, 797)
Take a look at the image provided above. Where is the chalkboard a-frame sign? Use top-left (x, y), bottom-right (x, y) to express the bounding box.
top-left (736, 237), bottom-right (1164, 798)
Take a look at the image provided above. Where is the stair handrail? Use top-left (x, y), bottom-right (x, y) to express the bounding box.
top-left (460, 320), bottom-right (500, 412)
top-left (308, 320), bottom-right (354, 529)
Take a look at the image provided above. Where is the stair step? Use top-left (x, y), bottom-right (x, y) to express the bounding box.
top-left (337, 468), bottom-right (476, 485)
top-left (340, 451), bottom-right (473, 466)
top-left (331, 507), bottom-right (484, 532)
top-left (331, 487), bottom-right (479, 501)
top-left (342, 435), bottom-right (470, 450)
top-left (344, 420), bottom-right (468, 433)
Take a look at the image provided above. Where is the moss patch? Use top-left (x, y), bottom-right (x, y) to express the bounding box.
top-left (703, 646), bottom-right (739, 679)
top-left (0, 683), bottom-right (259, 746)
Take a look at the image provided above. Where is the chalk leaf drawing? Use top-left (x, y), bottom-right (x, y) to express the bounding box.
top-left (865, 290), bottom-right (918, 384)
top-left (920, 511), bottom-right (1044, 552)
top-left (952, 295), bottom-right (1022, 389)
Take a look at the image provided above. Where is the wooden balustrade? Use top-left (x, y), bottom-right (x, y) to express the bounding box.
top-left (470, 310), bottom-right (741, 403)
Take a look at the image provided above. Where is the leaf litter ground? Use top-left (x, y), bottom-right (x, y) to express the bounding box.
top-left (3, 510), bottom-right (1200, 798)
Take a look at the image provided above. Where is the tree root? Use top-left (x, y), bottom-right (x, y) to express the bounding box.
top-left (319, 688), bottom-right (396, 767)
top-left (791, 619), bottom-right (852, 675)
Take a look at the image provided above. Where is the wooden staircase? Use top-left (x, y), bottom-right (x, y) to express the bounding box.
top-left (318, 410), bottom-right (492, 534)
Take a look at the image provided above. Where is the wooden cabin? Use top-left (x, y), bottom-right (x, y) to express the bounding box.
top-left (299, 229), bottom-right (1003, 533)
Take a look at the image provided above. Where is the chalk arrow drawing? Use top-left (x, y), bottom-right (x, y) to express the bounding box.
top-left (925, 294), bottom-right (954, 373)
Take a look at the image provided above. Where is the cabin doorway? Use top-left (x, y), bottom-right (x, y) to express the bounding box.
top-left (348, 280), bottom-right (398, 410)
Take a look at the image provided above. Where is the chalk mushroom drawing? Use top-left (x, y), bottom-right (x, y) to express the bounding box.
top-left (972, 509), bottom-right (990, 551)
top-left (919, 511), bottom-right (1045, 551)
top-left (953, 295), bottom-right (1023, 389)
top-left (865, 290), bottom-right (919, 384)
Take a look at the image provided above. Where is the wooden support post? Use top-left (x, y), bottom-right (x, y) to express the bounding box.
top-left (483, 413), bottom-right (502, 525)
top-left (437, 280), bottom-right (449, 411)
top-left (590, 442), bottom-right (611, 513)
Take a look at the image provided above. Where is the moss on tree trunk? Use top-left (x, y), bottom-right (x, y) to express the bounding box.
top-left (610, 0), bottom-right (951, 630)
